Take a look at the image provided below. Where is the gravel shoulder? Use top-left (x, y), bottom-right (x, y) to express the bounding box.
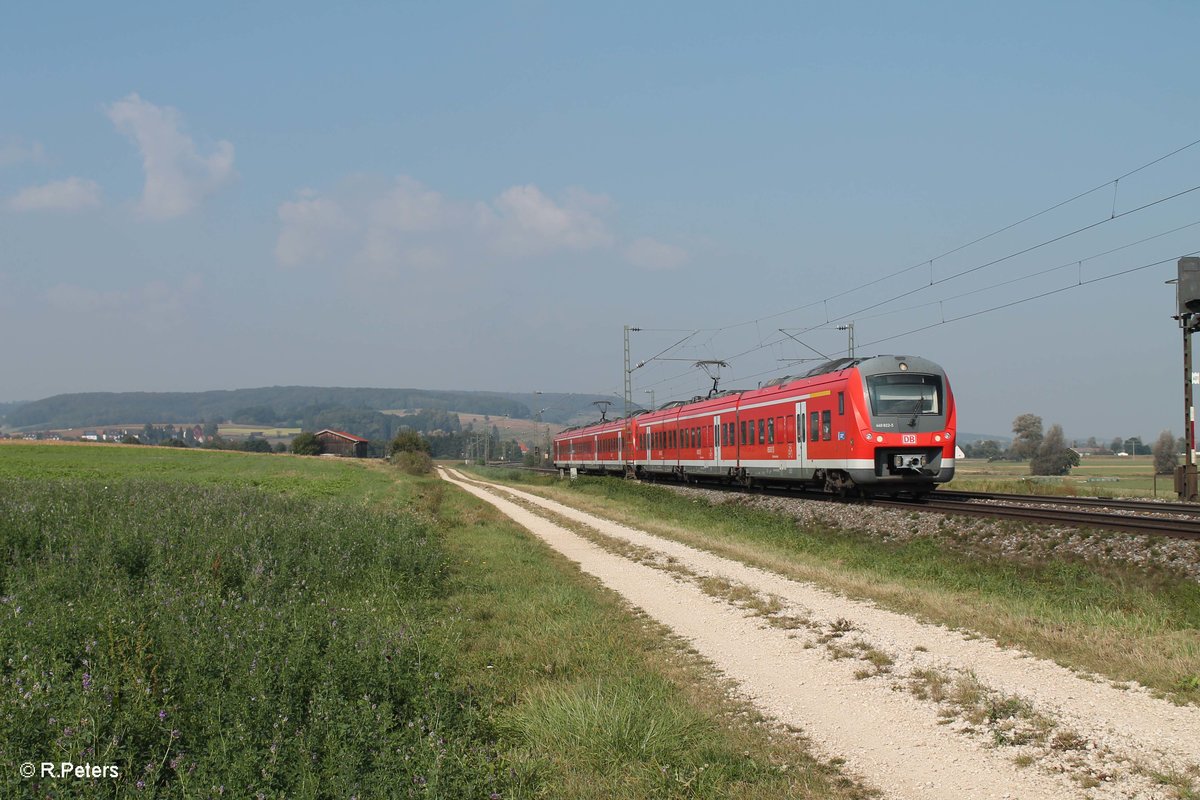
top-left (442, 468), bottom-right (1200, 799)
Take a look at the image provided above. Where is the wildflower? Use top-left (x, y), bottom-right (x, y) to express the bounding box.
top-left (158, 709), bottom-right (167, 721)
top-left (82, 673), bottom-right (92, 691)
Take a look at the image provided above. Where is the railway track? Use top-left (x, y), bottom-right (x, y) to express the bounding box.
top-left (930, 489), bottom-right (1200, 516)
top-left (875, 494), bottom-right (1200, 539)
top-left (482, 466), bottom-right (1200, 539)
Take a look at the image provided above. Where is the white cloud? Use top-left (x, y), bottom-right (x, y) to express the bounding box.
top-left (0, 138), bottom-right (45, 167)
top-left (46, 276), bottom-right (201, 327)
top-left (7, 177), bottom-right (102, 212)
top-left (107, 93), bottom-right (234, 219)
top-left (486, 184), bottom-right (613, 256)
top-left (624, 236), bottom-right (689, 270)
top-left (7, 176), bottom-right (101, 211)
top-left (275, 189), bottom-right (354, 268)
top-left (275, 176), bottom-right (616, 274)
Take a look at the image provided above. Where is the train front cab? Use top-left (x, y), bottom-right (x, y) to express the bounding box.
top-left (848, 355), bottom-right (955, 493)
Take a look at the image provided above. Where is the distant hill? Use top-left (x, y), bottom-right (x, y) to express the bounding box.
top-left (5, 387), bottom-right (618, 430)
top-left (956, 432), bottom-right (1012, 445)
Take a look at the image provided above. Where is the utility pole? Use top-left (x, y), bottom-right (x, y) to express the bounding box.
top-left (836, 322), bottom-right (855, 358)
top-left (624, 325), bottom-right (640, 422)
top-left (1173, 258), bottom-right (1200, 500)
top-left (644, 389), bottom-right (655, 411)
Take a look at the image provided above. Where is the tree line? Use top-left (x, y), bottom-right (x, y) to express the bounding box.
top-left (960, 414), bottom-right (1183, 475)
top-left (6, 387), bottom-right (531, 430)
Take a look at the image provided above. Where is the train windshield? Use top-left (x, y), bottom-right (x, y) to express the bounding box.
top-left (865, 373), bottom-right (944, 416)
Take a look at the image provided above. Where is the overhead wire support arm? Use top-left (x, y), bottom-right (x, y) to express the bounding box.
top-left (777, 328), bottom-right (832, 361)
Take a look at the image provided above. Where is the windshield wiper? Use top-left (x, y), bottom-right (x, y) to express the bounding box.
top-left (906, 392), bottom-right (927, 428)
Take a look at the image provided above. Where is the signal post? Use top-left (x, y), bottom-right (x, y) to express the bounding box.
top-left (1176, 257), bottom-right (1200, 500)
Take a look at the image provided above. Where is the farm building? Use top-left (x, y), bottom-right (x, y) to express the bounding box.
top-left (315, 429), bottom-right (370, 458)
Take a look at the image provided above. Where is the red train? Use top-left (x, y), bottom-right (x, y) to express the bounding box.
top-left (552, 355), bottom-right (956, 496)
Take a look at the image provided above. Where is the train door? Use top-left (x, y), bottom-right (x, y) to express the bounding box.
top-left (618, 431), bottom-right (623, 466)
top-left (713, 415), bottom-right (722, 470)
top-left (785, 412), bottom-right (795, 460)
top-left (795, 401), bottom-right (807, 473)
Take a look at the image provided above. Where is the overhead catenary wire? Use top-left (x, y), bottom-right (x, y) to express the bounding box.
top-left (689, 135), bottom-right (1200, 337)
top-left (610, 137), bottom-right (1200, 407)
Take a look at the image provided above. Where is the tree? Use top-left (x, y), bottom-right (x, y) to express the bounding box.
top-left (1030, 423), bottom-right (1079, 476)
top-left (240, 438), bottom-right (273, 453)
top-left (291, 432), bottom-right (322, 456)
top-left (974, 440), bottom-right (1003, 461)
top-left (1125, 436), bottom-right (1147, 456)
top-left (1010, 414), bottom-right (1043, 460)
top-left (1154, 430), bottom-right (1179, 475)
top-left (1110, 437), bottom-right (1124, 455)
top-left (389, 429), bottom-right (431, 455)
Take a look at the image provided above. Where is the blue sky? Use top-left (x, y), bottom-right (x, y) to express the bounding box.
top-left (4, 1), bottom-right (1200, 439)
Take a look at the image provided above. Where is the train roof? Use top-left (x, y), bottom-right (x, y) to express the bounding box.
top-left (553, 354), bottom-right (948, 440)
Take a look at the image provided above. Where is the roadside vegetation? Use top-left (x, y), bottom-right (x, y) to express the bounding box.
top-left (952, 455), bottom-right (1179, 498)
top-left (470, 468), bottom-right (1200, 705)
top-left (0, 444), bottom-right (865, 798)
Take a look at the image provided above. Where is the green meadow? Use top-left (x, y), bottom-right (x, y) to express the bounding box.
top-left (0, 444), bottom-right (862, 799)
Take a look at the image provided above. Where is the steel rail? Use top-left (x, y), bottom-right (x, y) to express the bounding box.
top-left (931, 489), bottom-right (1200, 516)
top-left (479, 466), bottom-right (1200, 539)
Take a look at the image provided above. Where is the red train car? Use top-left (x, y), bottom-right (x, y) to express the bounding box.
top-left (553, 354), bottom-right (955, 496)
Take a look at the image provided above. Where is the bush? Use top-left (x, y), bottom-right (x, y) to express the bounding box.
top-left (291, 432), bottom-right (322, 456)
top-left (1030, 423), bottom-right (1079, 476)
top-left (393, 450), bottom-right (433, 476)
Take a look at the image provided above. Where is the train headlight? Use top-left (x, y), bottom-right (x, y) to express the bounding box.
top-left (899, 362), bottom-right (908, 371)
top-left (934, 434), bottom-right (941, 442)
top-left (865, 432), bottom-right (872, 441)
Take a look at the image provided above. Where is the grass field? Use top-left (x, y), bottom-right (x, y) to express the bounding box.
top-left (472, 467), bottom-right (1200, 706)
top-left (952, 455), bottom-right (1177, 498)
top-left (0, 443), bottom-right (863, 798)
top-left (217, 424), bottom-right (301, 440)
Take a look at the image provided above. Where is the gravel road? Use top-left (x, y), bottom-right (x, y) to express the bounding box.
top-left (441, 468), bottom-right (1200, 800)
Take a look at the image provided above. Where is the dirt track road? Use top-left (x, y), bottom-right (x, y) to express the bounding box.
top-left (441, 468), bottom-right (1200, 800)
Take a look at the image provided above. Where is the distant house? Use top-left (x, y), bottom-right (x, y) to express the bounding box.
top-left (315, 429), bottom-right (369, 458)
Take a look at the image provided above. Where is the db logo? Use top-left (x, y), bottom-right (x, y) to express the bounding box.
top-left (902, 434), bottom-right (917, 444)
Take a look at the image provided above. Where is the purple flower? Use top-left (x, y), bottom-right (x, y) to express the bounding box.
top-left (158, 709), bottom-right (167, 721)
top-left (136, 780), bottom-right (145, 790)
top-left (82, 673), bottom-right (92, 691)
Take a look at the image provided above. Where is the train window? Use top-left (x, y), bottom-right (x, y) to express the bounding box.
top-left (821, 410), bottom-right (831, 441)
top-left (757, 419), bottom-right (765, 445)
top-left (740, 420), bottom-right (746, 445)
top-left (838, 392), bottom-right (844, 416)
top-left (767, 417), bottom-right (774, 444)
top-left (718, 423), bottom-right (724, 447)
top-left (865, 373), bottom-right (943, 416)
top-left (810, 411), bottom-right (820, 442)
top-left (728, 422), bottom-right (735, 446)
top-left (797, 414), bottom-right (804, 443)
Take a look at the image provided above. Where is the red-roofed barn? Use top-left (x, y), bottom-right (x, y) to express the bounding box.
top-left (315, 429), bottom-right (369, 458)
